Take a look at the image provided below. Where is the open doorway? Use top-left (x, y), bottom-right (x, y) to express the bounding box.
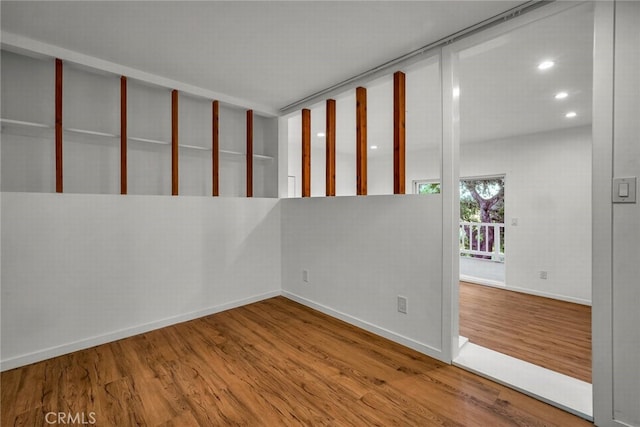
top-left (448, 2), bottom-right (594, 419)
top-left (458, 175), bottom-right (505, 286)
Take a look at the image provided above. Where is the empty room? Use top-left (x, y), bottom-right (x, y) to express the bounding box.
top-left (1, 1), bottom-right (638, 426)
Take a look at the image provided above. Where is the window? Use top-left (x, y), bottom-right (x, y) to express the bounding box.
top-left (414, 180), bottom-right (441, 194)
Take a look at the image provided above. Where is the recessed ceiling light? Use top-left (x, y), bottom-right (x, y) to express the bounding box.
top-left (538, 60), bottom-right (555, 70)
top-left (370, 145), bottom-right (378, 150)
top-left (565, 111), bottom-right (577, 118)
top-left (555, 91), bottom-right (568, 99)
top-left (453, 86), bottom-right (460, 98)
top-left (317, 132), bottom-right (325, 137)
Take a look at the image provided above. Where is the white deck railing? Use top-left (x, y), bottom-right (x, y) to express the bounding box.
top-left (459, 221), bottom-right (505, 261)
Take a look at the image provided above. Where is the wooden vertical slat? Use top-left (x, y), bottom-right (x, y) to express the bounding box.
top-left (301, 108), bottom-right (311, 197)
top-left (120, 76), bottom-right (128, 195)
top-left (356, 86), bottom-right (367, 196)
top-left (246, 110), bottom-right (253, 197)
top-left (394, 71), bottom-right (406, 194)
top-left (326, 99), bottom-right (336, 196)
top-left (55, 58), bottom-right (63, 193)
top-left (171, 89), bottom-right (179, 196)
top-left (212, 100), bottom-right (220, 197)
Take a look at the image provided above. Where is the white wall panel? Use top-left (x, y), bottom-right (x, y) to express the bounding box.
top-left (0, 193), bottom-right (281, 370)
top-left (281, 195), bottom-right (444, 360)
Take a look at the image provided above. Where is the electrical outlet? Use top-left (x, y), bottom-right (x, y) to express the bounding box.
top-left (397, 295), bottom-right (408, 314)
top-left (539, 271), bottom-right (548, 280)
top-left (302, 270), bottom-right (309, 283)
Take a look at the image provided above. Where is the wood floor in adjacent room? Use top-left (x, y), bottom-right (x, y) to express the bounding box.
top-left (459, 281), bottom-right (592, 383)
top-left (2, 297), bottom-right (592, 426)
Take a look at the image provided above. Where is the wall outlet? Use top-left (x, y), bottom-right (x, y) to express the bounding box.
top-left (539, 271), bottom-right (548, 280)
top-left (302, 269), bottom-right (309, 283)
top-left (397, 295), bottom-right (408, 314)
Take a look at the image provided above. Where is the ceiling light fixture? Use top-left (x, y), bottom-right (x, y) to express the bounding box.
top-left (538, 60), bottom-right (555, 70)
top-left (555, 91), bottom-right (568, 99)
top-left (317, 132), bottom-right (325, 138)
top-left (370, 145), bottom-right (378, 150)
top-left (453, 86), bottom-right (460, 98)
top-left (565, 111), bottom-right (577, 118)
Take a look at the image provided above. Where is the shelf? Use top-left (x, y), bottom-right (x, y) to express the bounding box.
top-left (65, 128), bottom-right (119, 139)
top-left (128, 136), bottom-right (170, 146)
top-left (0, 118), bottom-right (53, 139)
top-left (179, 144), bottom-right (210, 152)
top-left (220, 149), bottom-right (274, 161)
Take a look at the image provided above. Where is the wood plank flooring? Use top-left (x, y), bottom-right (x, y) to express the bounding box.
top-left (2, 296), bottom-right (592, 426)
top-left (459, 281), bottom-right (592, 383)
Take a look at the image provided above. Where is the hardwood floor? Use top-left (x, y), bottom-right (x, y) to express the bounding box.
top-left (459, 281), bottom-right (592, 383)
top-left (2, 296), bottom-right (592, 426)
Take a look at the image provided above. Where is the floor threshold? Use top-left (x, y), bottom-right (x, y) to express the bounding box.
top-left (454, 341), bottom-right (593, 421)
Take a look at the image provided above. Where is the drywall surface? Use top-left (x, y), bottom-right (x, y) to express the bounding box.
top-left (281, 194), bottom-right (444, 360)
top-left (0, 192), bottom-right (281, 370)
top-left (612, 2), bottom-right (640, 425)
top-left (461, 126), bottom-right (592, 304)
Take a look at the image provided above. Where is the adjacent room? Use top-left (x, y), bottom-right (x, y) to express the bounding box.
top-left (1, 1), bottom-right (639, 426)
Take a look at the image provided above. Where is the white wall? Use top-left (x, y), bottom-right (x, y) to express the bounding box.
top-left (612, 2), bottom-right (640, 425)
top-left (281, 195), bottom-right (445, 360)
top-left (461, 126), bottom-right (592, 304)
top-left (0, 192), bottom-right (281, 370)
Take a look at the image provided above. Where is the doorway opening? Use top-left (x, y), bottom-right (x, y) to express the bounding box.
top-left (448, 2), bottom-right (594, 419)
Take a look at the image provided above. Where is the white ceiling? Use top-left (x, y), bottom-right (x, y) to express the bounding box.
top-left (1, 1), bottom-right (527, 112)
top-left (289, 2), bottom-right (594, 155)
top-left (458, 2), bottom-right (593, 144)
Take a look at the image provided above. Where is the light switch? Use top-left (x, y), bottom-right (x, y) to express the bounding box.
top-left (613, 177), bottom-right (636, 203)
top-left (619, 183), bottom-right (629, 197)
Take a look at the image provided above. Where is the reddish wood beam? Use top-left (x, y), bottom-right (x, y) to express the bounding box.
top-left (394, 71), bottom-right (406, 194)
top-left (246, 110), bottom-right (253, 197)
top-left (171, 89), bottom-right (179, 196)
top-left (301, 108), bottom-right (311, 197)
top-left (212, 100), bottom-right (220, 197)
top-left (120, 76), bottom-right (128, 195)
top-left (356, 87), bottom-right (367, 196)
top-left (55, 58), bottom-right (63, 193)
top-left (326, 99), bottom-right (336, 197)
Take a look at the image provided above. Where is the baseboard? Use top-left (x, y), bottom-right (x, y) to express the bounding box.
top-left (281, 290), bottom-right (445, 363)
top-left (502, 284), bottom-right (592, 306)
top-left (459, 275), bottom-right (506, 288)
top-left (0, 290), bottom-right (281, 372)
top-left (461, 278), bottom-right (592, 306)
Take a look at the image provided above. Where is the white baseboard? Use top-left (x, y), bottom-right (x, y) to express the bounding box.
top-left (281, 290), bottom-right (445, 363)
top-left (460, 277), bottom-right (592, 306)
top-left (459, 274), bottom-right (506, 288)
top-left (0, 290), bottom-right (281, 372)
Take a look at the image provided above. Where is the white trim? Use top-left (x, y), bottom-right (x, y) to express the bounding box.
top-left (591, 1), bottom-right (615, 425)
top-left (461, 276), bottom-right (592, 306)
top-left (459, 275), bottom-right (506, 289)
top-left (281, 290), bottom-right (445, 363)
top-left (0, 290), bottom-right (281, 372)
top-left (0, 31), bottom-right (279, 118)
top-left (441, 39), bottom-right (458, 363)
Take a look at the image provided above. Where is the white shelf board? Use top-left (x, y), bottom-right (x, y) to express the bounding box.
top-left (179, 144), bottom-right (210, 151)
top-left (128, 136), bottom-right (170, 146)
top-left (65, 128), bottom-right (119, 139)
top-left (0, 118), bottom-right (53, 139)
